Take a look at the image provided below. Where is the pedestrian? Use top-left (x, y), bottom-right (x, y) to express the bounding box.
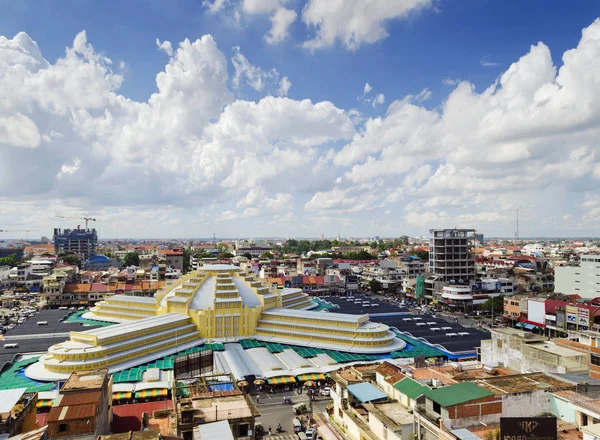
top-left (257, 395), bottom-right (260, 404)
top-left (268, 426), bottom-right (272, 435)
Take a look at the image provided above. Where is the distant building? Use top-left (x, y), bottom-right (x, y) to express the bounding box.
top-left (474, 233), bottom-right (484, 245)
top-left (46, 369), bottom-right (112, 439)
top-left (53, 228), bottom-right (98, 261)
top-left (425, 229), bottom-right (476, 299)
top-left (0, 247), bottom-right (24, 261)
top-left (83, 255), bottom-right (122, 271)
top-left (555, 255), bottom-right (600, 299)
top-left (159, 248), bottom-right (184, 270)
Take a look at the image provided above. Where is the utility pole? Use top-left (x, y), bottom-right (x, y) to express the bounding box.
top-left (515, 208), bottom-right (519, 241)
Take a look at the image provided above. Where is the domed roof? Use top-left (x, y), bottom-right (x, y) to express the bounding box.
top-left (88, 254), bottom-right (110, 263)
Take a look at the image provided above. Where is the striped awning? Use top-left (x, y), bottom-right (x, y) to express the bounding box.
top-left (135, 389), bottom-right (168, 399)
top-left (297, 373), bottom-right (326, 382)
top-left (267, 376), bottom-right (297, 385)
top-left (112, 392), bottom-right (132, 400)
top-left (36, 399), bottom-right (54, 408)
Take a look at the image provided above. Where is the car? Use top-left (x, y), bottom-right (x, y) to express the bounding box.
top-left (320, 387), bottom-right (331, 396)
top-left (305, 428), bottom-right (317, 440)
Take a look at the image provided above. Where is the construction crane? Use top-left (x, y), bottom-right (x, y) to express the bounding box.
top-left (55, 216), bottom-right (96, 229)
top-left (0, 229), bottom-right (39, 241)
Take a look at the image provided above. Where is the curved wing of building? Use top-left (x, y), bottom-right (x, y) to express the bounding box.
top-left (26, 264), bottom-right (405, 381)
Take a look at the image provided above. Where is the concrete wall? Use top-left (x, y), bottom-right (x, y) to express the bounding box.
top-left (369, 414), bottom-right (403, 440)
top-left (502, 390), bottom-right (551, 418)
top-left (555, 262), bottom-right (600, 299)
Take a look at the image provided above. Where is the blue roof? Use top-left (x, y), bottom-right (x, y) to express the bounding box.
top-left (346, 382), bottom-right (387, 403)
top-left (451, 428), bottom-right (482, 440)
top-left (87, 255), bottom-right (110, 263)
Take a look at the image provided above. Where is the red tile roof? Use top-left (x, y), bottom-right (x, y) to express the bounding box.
top-left (545, 299), bottom-right (568, 314)
top-left (63, 284), bottom-right (91, 293)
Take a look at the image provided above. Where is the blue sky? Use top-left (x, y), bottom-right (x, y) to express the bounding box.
top-left (1, 0), bottom-right (600, 238)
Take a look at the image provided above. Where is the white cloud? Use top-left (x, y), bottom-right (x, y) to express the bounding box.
top-left (302, 0), bottom-right (432, 50)
top-left (480, 59), bottom-right (499, 67)
top-left (203, 0), bottom-right (228, 14)
top-left (363, 82), bottom-right (372, 94)
top-left (57, 158), bottom-right (81, 178)
top-left (156, 39), bottom-right (173, 56)
top-left (372, 93), bottom-right (385, 107)
top-left (414, 88), bottom-right (431, 102)
top-left (442, 78), bottom-right (460, 86)
top-left (265, 7), bottom-right (297, 44)
top-left (0, 29), bottom-right (355, 235)
top-left (279, 76), bottom-right (292, 96)
top-left (0, 113), bottom-right (41, 148)
top-left (4, 19), bottom-right (600, 237)
top-left (231, 46), bottom-right (290, 95)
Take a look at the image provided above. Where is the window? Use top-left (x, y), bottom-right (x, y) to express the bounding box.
top-left (59, 424), bottom-right (68, 433)
top-left (592, 354), bottom-right (600, 366)
top-left (433, 401), bottom-right (441, 414)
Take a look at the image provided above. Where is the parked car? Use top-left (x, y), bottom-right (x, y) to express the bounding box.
top-left (305, 428), bottom-right (317, 440)
top-left (320, 387), bottom-right (331, 396)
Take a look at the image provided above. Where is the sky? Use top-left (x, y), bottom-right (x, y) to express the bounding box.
top-left (1, 0), bottom-right (600, 239)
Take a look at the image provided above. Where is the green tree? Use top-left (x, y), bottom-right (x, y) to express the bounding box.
top-left (243, 252), bottom-right (253, 259)
top-left (123, 252), bottom-right (140, 267)
top-left (0, 254), bottom-right (21, 267)
top-left (482, 295), bottom-right (505, 314)
top-left (60, 254), bottom-right (81, 268)
top-left (260, 251), bottom-right (274, 259)
top-left (219, 252), bottom-right (234, 259)
top-left (369, 279), bottom-right (382, 294)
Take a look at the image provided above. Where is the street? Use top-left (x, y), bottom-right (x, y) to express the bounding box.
top-left (252, 389), bottom-right (331, 439)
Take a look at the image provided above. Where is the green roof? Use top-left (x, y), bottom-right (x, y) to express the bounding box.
top-left (424, 382), bottom-right (494, 407)
top-left (393, 378), bottom-right (430, 399)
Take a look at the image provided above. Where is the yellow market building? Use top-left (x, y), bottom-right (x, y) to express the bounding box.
top-left (26, 265), bottom-right (405, 381)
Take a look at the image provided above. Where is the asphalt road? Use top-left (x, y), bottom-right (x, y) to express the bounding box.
top-left (252, 390), bottom-right (331, 439)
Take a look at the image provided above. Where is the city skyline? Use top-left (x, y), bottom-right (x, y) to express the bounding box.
top-left (1, 1), bottom-right (600, 238)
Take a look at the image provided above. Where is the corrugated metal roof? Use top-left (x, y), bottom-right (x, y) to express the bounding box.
top-left (393, 378), bottom-right (429, 399)
top-left (425, 382), bottom-right (494, 407)
top-left (346, 382), bottom-right (387, 403)
top-left (56, 391), bottom-right (102, 407)
top-left (48, 402), bottom-right (97, 422)
top-left (66, 403), bottom-right (96, 420)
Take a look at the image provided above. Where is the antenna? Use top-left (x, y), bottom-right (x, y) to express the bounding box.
top-left (515, 208), bottom-right (519, 240)
top-left (213, 232), bottom-right (216, 243)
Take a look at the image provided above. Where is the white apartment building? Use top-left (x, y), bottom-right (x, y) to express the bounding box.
top-left (555, 255), bottom-right (600, 299)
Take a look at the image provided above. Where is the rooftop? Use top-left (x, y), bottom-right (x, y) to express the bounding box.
top-left (425, 382), bottom-right (494, 407)
top-left (0, 388), bottom-right (27, 415)
top-left (346, 382), bottom-right (388, 403)
top-left (61, 369), bottom-right (108, 392)
top-left (473, 373), bottom-right (575, 394)
top-left (393, 377), bottom-right (430, 399)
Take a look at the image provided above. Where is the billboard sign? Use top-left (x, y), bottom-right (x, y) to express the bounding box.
top-left (578, 308), bottom-right (589, 327)
top-left (500, 417), bottom-right (557, 440)
top-left (566, 306), bottom-right (578, 325)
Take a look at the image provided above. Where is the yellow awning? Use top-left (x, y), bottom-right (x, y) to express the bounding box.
top-left (297, 373), bottom-right (326, 382)
top-left (267, 376), bottom-right (296, 385)
top-left (36, 399), bottom-right (54, 408)
top-left (135, 389), bottom-right (168, 399)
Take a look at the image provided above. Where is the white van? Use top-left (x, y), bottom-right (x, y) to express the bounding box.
top-left (3, 343), bottom-right (18, 349)
top-left (36, 321), bottom-right (48, 326)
